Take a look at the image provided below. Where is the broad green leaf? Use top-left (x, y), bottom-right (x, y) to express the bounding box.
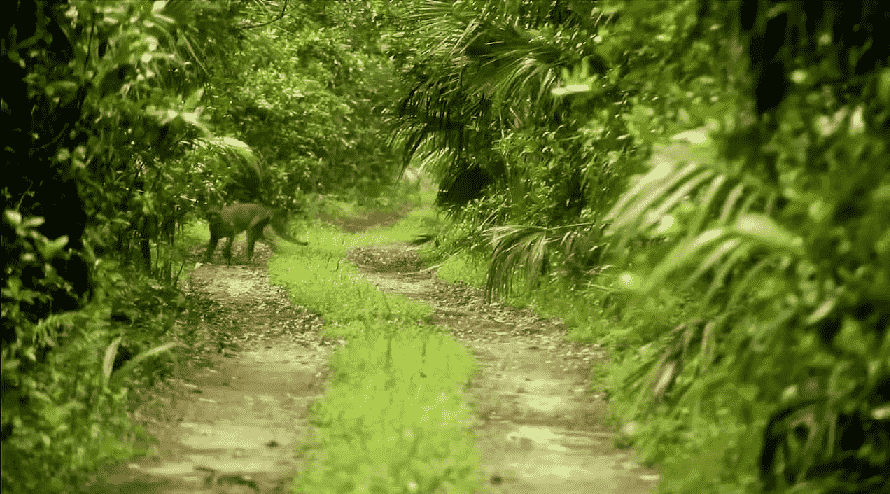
top-left (671, 127), bottom-right (708, 144)
top-left (38, 236), bottom-right (69, 259)
top-left (184, 88), bottom-right (204, 110)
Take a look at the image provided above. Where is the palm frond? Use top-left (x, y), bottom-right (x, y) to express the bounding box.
top-left (485, 224), bottom-right (548, 302)
top-left (606, 130), bottom-right (801, 280)
top-left (397, 0), bottom-right (594, 210)
top-left (607, 160), bottom-right (707, 232)
top-left (484, 220), bottom-right (610, 301)
top-left (686, 174), bottom-right (727, 237)
top-left (605, 129), bottom-right (812, 411)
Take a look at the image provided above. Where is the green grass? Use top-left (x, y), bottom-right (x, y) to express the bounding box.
top-left (269, 243), bottom-right (431, 326)
top-left (262, 198), bottom-right (481, 494)
top-left (432, 252), bottom-right (487, 288)
top-left (295, 321), bottom-right (480, 494)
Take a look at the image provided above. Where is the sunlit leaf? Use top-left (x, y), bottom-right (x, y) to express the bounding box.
top-left (103, 336), bottom-right (123, 381)
top-left (671, 127), bottom-right (709, 144)
top-left (643, 167), bottom-right (714, 232)
top-left (5, 210), bottom-right (22, 225)
top-left (607, 161), bottom-right (704, 232)
top-left (642, 228), bottom-right (728, 293)
top-left (718, 183), bottom-right (746, 223)
top-left (805, 298), bottom-right (836, 326)
top-left (38, 236), bottom-right (69, 259)
top-left (734, 214), bottom-right (804, 256)
top-left (685, 237), bottom-right (744, 290)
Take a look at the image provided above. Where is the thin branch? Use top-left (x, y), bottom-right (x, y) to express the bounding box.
top-left (238, 0), bottom-right (289, 30)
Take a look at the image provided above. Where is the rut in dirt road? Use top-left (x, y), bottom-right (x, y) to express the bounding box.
top-left (351, 243), bottom-right (659, 494)
top-left (83, 260), bottom-right (330, 494)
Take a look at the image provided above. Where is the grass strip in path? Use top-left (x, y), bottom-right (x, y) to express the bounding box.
top-left (269, 229), bottom-right (482, 493)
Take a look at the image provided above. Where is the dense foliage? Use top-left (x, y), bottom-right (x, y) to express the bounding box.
top-left (206, 0), bottom-right (407, 202)
top-left (394, 1), bottom-right (889, 492)
top-left (1, 0), bottom-right (237, 489)
top-left (3, 0), bottom-right (888, 492)
top-left (2, 0), bottom-right (403, 490)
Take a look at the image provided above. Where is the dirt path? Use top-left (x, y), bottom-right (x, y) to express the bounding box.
top-left (350, 243), bottom-right (659, 494)
top-left (84, 239), bottom-right (659, 493)
top-left (84, 260), bottom-right (331, 494)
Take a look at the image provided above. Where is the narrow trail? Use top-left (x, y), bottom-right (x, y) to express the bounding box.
top-left (85, 260), bottom-right (330, 494)
top-left (84, 235), bottom-right (659, 493)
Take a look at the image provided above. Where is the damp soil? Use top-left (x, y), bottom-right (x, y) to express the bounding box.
top-left (83, 214), bottom-right (659, 494)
